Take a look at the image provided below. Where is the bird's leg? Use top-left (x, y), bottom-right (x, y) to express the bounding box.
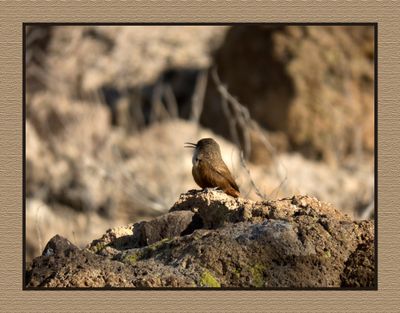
top-left (204, 187), bottom-right (222, 192)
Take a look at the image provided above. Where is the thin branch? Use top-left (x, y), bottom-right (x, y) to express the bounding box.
top-left (211, 66), bottom-right (288, 199)
top-left (220, 92), bottom-right (241, 147)
top-left (239, 151), bottom-right (266, 200)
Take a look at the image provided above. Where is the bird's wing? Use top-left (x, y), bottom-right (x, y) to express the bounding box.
top-left (199, 158), bottom-right (240, 192)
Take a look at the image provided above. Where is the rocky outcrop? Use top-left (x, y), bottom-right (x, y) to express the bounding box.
top-left (202, 25), bottom-right (374, 164)
top-left (26, 191), bottom-right (375, 288)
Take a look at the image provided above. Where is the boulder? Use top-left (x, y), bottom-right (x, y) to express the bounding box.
top-left (26, 191), bottom-right (375, 288)
top-left (202, 25), bottom-right (374, 164)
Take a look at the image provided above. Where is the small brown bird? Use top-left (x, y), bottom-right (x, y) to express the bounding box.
top-left (184, 138), bottom-right (240, 198)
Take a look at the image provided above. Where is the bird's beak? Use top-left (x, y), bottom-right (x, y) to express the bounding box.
top-left (184, 142), bottom-right (197, 148)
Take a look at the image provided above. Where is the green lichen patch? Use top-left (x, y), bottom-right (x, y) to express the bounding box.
top-left (200, 270), bottom-right (221, 288)
top-left (324, 250), bottom-right (331, 258)
top-left (88, 242), bottom-right (107, 254)
top-left (147, 238), bottom-right (173, 251)
top-left (141, 238), bottom-right (174, 259)
top-left (123, 238), bottom-right (174, 265)
top-left (122, 251), bottom-right (143, 266)
top-left (232, 267), bottom-right (241, 279)
top-left (250, 263), bottom-right (267, 287)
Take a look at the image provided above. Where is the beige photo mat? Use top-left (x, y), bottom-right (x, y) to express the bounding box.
top-left (0, 1), bottom-right (399, 312)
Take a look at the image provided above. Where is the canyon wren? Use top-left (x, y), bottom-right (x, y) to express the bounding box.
top-left (184, 138), bottom-right (240, 198)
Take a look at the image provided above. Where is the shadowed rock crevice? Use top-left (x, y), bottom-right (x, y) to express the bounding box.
top-left (206, 25), bottom-right (295, 133)
top-left (26, 190), bottom-right (375, 288)
top-left (201, 25), bottom-right (374, 164)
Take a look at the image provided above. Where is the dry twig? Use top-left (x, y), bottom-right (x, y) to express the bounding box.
top-left (211, 67), bottom-right (288, 200)
top-left (239, 151), bottom-right (266, 199)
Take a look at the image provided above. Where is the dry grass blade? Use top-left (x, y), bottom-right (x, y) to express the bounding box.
top-left (164, 84), bottom-right (179, 118)
top-left (190, 70), bottom-right (208, 123)
top-left (359, 198), bottom-right (375, 220)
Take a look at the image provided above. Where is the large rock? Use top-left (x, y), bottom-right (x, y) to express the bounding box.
top-left (202, 25), bottom-right (374, 164)
top-left (26, 191), bottom-right (375, 288)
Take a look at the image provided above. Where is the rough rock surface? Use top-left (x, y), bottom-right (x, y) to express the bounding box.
top-left (202, 25), bottom-right (374, 164)
top-left (26, 191), bottom-right (375, 288)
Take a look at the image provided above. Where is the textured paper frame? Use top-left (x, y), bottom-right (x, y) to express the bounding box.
top-left (0, 1), bottom-right (399, 312)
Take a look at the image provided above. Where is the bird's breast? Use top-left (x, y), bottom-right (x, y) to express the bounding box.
top-left (192, 149), bottom-right (200, 166)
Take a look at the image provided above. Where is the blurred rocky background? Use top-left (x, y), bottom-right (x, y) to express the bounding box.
top-left (25, 25), bottom-right (375, 262)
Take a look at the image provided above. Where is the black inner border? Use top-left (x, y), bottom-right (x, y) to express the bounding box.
top-left (22, 22), bottom-right (378, 291)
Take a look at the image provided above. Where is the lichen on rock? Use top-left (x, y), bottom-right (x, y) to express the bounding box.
top-left (200, 270), bottom-right (221, 288)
